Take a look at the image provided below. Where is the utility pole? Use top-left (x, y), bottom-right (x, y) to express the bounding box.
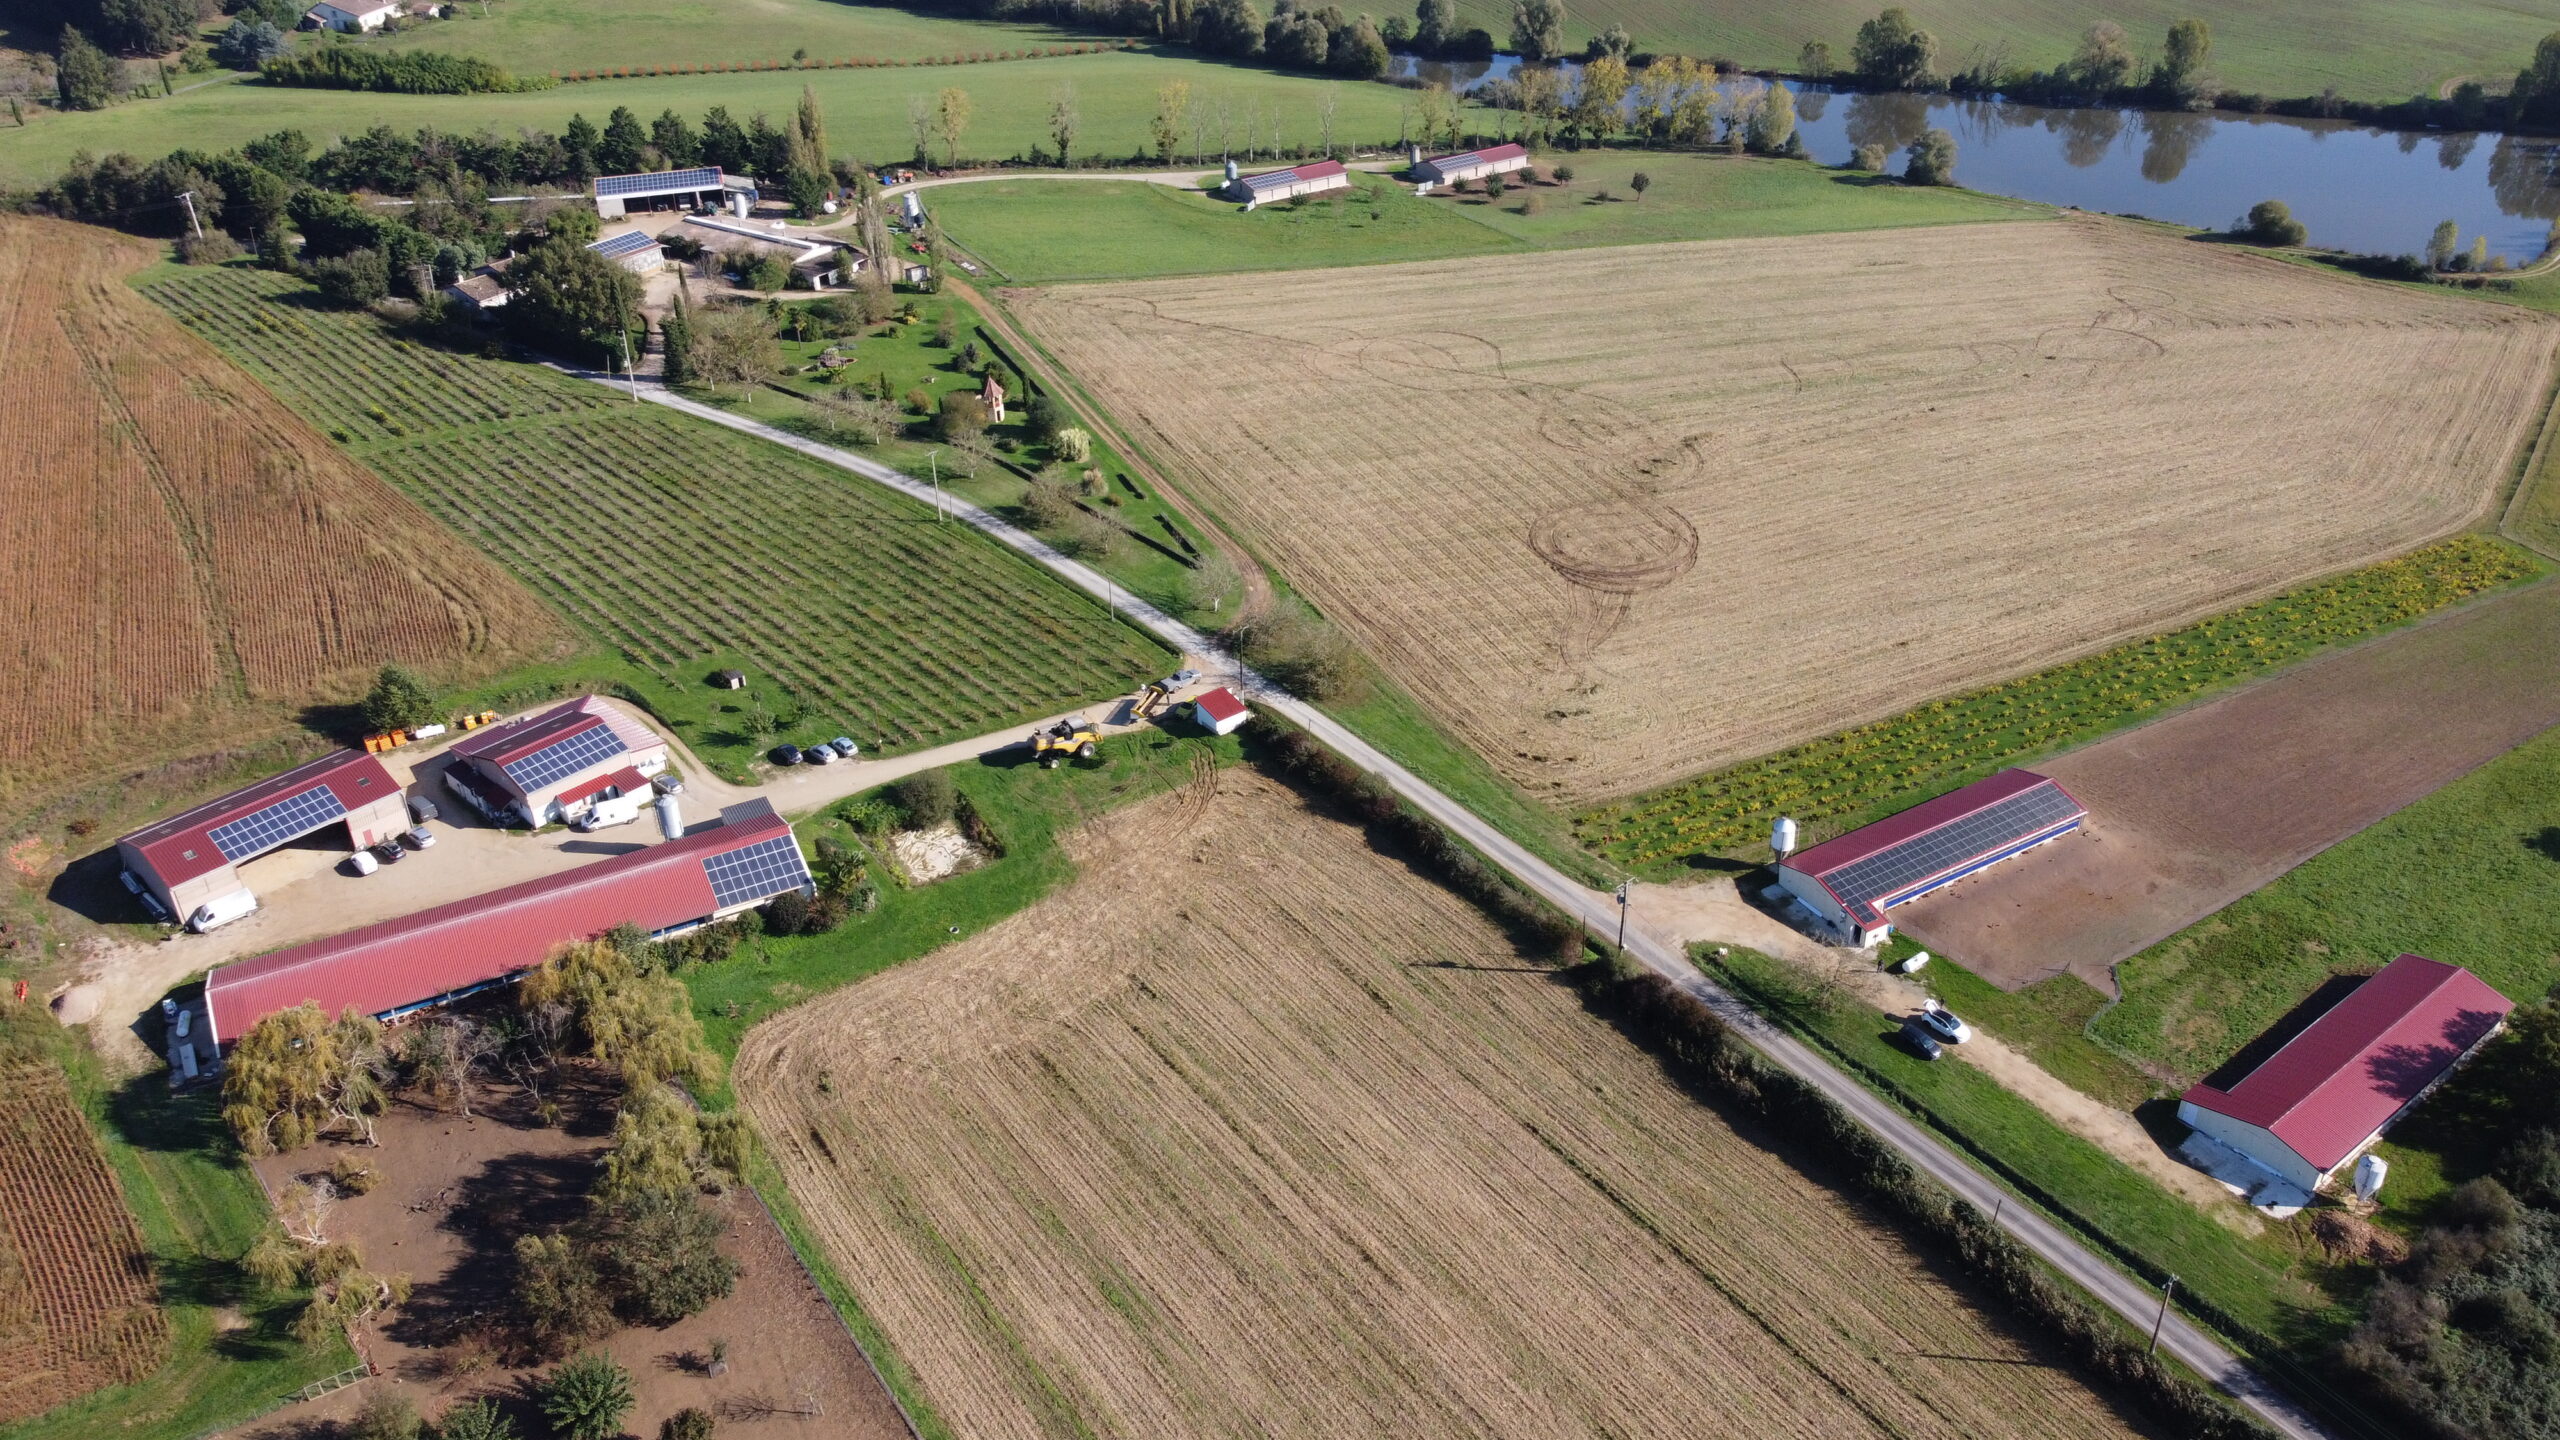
top-left (1614, 880), bottom-right (1630, 950)
top-left (927, 448), bottom-right (942, 520)
top-left (618, 328), bottom-right (639, 403)
top-left (2148, 1275), bottom-right (2178, 1357)
top-left (177, 190), bottom-right (203, 240)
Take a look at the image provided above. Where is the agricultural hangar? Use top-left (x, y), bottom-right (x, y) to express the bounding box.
top-left (117, 750), bottom-right (410, 929)
top-left (1219, 158), bottom-right (1350, 209)
top-left (2178, 954), bottom-right (2512, 1205)
top-left (201, 798), bottom-right (812, 1048)
top-left (591, 165), bottom-right (754, 218)
top-left (1775, 769), bottom-right (2086, 947)
top-left (586, 231), bottom-right (668, 274)
top-left (1411, 142), bottom-right (1530, 190)
top-left (443, 696), bottom-right (668, 828)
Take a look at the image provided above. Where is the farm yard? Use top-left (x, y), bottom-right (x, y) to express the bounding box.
top-left (1012, 217), bottom-right (2558, 806)
top-left (145, 265), bottom-right (1169, 774)
top-left (0, 218), bottom-right (566, 802)
top-left (0, 1062), bottom-right (167, 1426)
top-left (736, 769), bottom-right (2163, 1440)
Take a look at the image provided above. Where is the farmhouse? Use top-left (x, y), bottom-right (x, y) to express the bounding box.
top-left (302, 0), bottom-right (401, 32)
top-left (443, 695), bottom-right (668, 828)
top-left (1192, 686), bottom-right (1252, 736)
top-left (201, 798), bottom-right (811, 1048)
top-left (2178, 955), bottom-right (2512, 1204)
top-left (442, 268), bottom-right (509, 313)
top-left (592, 166), bottom-right (752, 219)
top-left (117, 750), bottom-right (411, 929)
top-left (586, 230), bottom-right (668, 274)
top-left (1412, 142), bottom-right (1530, 190)
top-left (1219, 158), bottom-right (1350, 209)
top-left (1775, 769), bottom-right (2086, 947)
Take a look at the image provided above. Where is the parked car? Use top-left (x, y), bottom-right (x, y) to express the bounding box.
top-left (371, 840), bottom-right (406, 865)
top-left (770, 745), bottom-right (800, 766)
top-left (653, 771), bottom-right (685, 795)
top-left (404, 826), bottom-right (436, 850)
top-left (136, 891), bottom-right (170, 922)
top-left (1898, 1018), bottom-right (1944, 1061)
top-left (800, 743), bottom-right (836, 765)
top-left (830, 736), bottom-right (858, 758)
top-left (187, 892), bottom-right (259, 933)
top-left (119, 870), bottom-right (146, 896)
top-left (407, 795), bottom-right (440, 824)
top-left (348, 849), bottom-right (379, 877)
top-left (1914, 1003), bottom-right (1973, 1045)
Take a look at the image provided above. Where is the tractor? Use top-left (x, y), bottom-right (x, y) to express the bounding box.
top-left (1029, 716), bottom-right (1100, 768)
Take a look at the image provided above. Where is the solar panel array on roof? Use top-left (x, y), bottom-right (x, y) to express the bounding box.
top-left (207, 785), bottom-right (349, 862)
top-left (588, 232), bottom-right (661, 259)
top-left (1820, 783), bottom-right (2084, 920)
top-left (595, 167), bottom-right (721, 198)
top-left (500, 725), bottom-right (630, 794)
top-left (702, 834), bottom-right (810, 908)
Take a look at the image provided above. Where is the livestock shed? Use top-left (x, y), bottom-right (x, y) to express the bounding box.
top-left (201, 799), bottom-right (811, 1048)
top-left (1219, 158), bottom-right (1351, 210)
top-left (443, 696), bottom-right (668, 828)
top-left (2178, 955), bottom-right (2512, 1205)
top-left (593, 166), bottom-right (744, 219)
top-left (1774, 768), bottom-right (2086, 947)
top-left (303, 0), bottom-right (400, 32)
top-left (586, 230), bottom-right (668, 274)
top-left (117, 750), bottom-right (411, 928)
top-left (1412, 142), bottom-right (1530, 190)
top-left (682, 216), bottom-right (859, 289)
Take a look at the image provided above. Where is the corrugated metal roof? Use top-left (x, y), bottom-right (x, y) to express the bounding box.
top-left (1781, 769), bottom-right (2085, 926)
top-left (1241, 159), bottom-right (1349, 191)
top-left (587, 231), bottom-right (664, 261)
top-left (204, 800), bottom-right (808, 1045)
top-left (1193, 686), bottom-right (1248, 723)
top-left (121, 751), bottom-right (401, 889)
top-left (557, 765), bottom-right (648, 808)
top-left (594, 166), bottom-right (723, 199)
top-left (2183, 956), bottom-right (2512, 1172)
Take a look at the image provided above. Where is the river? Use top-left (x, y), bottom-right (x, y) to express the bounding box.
top-left (1388, 55), bottom-right (2560, 264)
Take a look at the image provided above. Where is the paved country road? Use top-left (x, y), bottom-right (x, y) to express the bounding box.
top-left (606, 375), bottom-right (2337, 1440)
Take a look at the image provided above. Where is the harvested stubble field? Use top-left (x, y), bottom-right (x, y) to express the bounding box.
top-left (738, 769), bottom-right (2158, 1440)
top-left (146, 265), bottom-right (1167, 762)
top-left (1011, 216), bottom-right (2558, 806)
top-left (0, 219), bottom-right (564, 798)
top-left (0, 1063), bottom-right (167, 1425)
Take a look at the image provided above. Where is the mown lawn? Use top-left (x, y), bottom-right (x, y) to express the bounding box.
top-left (1874, 934), bottom-right (2159, 1110)
top-left (1445, 149), bottom-right (2042, 245)
top-left (2097, 720), bottom-right (2560, 1084)
top-left (369, 0), bottom-right (1091, 71)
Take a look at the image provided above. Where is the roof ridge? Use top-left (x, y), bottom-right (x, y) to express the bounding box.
top-left (2250, 960), bottom-right (2459, 1124)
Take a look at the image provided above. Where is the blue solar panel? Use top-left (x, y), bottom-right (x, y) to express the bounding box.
top-left (588, 232), bottom-right (660, 260)
top-left (207, 785), bottom-right (348, 862)
top-left (702, 835), bottom-right (811, 909)
top-left (595, 167), bottom-right (722, 198)
top-left (1822, 783), bottom-right (2083, 920)
top-left (499, 725), bottom-right (629, 794)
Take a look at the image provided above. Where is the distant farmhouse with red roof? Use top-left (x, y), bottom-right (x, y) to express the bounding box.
top-left (1218, 158), bottom-right (1350, 209)
top-left (1774, 769), bottom-right (2086, 947)
top-left (1411, 142), bottom-right (1530, 189)
top-left (2178, 955), bottom-right (2512, 1203)
top-left (117, 750), bottom-right (412, 930)
top-left (203, 799), bottom-right (811, 1049)
top-left (444, 696), bottom-right (668, 828)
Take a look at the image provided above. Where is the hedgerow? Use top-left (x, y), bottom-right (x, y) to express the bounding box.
top-left (263, 48), bottom-right (545, 94)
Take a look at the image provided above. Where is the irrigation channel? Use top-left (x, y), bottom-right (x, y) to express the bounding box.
top-left (1392, 54), bottom-right (2560, 263)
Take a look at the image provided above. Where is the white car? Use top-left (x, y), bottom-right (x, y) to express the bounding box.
top-left (1914, 1002), bottom-right (1973, 1045)
top-left (348, 849), bottom-right (379, 877)
top-left (405, 826), bottom-right (436, 849)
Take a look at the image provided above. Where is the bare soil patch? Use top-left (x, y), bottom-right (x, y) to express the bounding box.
top-left (224, 1066), bottom-right (907, 1440)
top-left (738, 770), bottom-right (2158, 1440)
top-left (1894, 578), bottom-right (2560, 990)
top-left (1012, 217), bottom-right (2555, 804)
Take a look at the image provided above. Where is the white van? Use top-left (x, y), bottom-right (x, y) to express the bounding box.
top-left (186, 891), bottom-right (259, 934)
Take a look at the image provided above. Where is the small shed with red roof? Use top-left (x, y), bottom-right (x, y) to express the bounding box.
top-left (116, 750), bottom-right (412, 927)
top-left (1773, 768), bottom-right (2086, 946)
top-left (2178, 955), bottom-right (2512, 1199)
top-left (444, 696), bottom-right (667, 828)
top-left (1190, 686), bottom-right (1252, 737)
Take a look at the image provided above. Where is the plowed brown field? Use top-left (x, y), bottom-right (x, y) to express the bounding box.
top-left (1012, 217), bottom-right (2557, 804)
top-left (0, 217), bottom-right (566, 798)
top-left (738, 770), bottom-right (2158, 1440)
top-left (0, 1063), bottom-right (166, 1424)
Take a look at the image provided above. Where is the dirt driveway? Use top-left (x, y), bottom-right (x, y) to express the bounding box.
top-left (1894, 577), bottom-right (2560, 991)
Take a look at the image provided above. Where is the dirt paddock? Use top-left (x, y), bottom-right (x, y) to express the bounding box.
top-left (1894, 578), bottom-right (2560, 991)
top-left (738, 768), bottom-right (2160, 1440)
top-left (1011, 216), bottom-right (2556, 804)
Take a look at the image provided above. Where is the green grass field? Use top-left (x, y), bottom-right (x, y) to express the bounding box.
top-left (370, 0), bottom-right (1096, 70)
top-left (144, 264), bottom-right (1167, 776)
top-left (2096, 720), bottom-right (2560, 1084)
top-left (930, 152), bottom-right (2035, 281)
top-left (0, 50), bottom-right (1454, 190)
top-left (1445, 0), bottom-right (2560, 104)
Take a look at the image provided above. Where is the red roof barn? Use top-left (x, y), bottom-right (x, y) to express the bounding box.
top-left (1773, 769), bottom-right (2086, 944)
top-left (2178, 954), bottom-right (2512, 1199)
top-left (116, 750), bottom-right (413, 927)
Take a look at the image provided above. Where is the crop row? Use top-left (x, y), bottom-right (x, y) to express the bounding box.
top-left (1577, 534), bottom-right (2542, 866)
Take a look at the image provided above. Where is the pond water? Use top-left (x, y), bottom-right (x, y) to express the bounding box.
top-left (1385, 55), bottom-right (2560, 264)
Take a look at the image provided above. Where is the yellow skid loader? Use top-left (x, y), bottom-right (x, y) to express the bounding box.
top-left (1030, 716), bottom-right (1100, 768)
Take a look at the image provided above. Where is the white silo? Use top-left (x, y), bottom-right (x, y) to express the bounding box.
top-left (656, 792), bottom-right (684, 841)
top-left (1770, 815), bottom-right (1799, 862)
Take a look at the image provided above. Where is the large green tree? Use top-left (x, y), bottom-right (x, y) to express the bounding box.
top-left (1509, 0), bottom-right (1566, 63)
top-left (1851, 8), bottom-right (1939, 89)
top-left (2514, 32), bottom-right (2560, 129)
top-left (55, 28), bottom-right (119, 111)
top-left (359, 664), bottom-right (440, 734)
top-left (505, 237), bottom-right (640, 367)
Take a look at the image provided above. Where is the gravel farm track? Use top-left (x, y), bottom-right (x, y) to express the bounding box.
top-left (737, 768), bottom-right (2165, 1440)
top-left (0, 1063), bottom-right (166, 1425)
top-left (1010, 215), bottom-right (2559, 806)
top-left (0, 217), bottom-right (568, 801)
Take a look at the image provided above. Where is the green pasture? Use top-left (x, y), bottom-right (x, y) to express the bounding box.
top-left (2097, 718), bottom-right (2560, 1084)
top-left (1443, 0), bottom-right (2560, 105)
top-left (143, 263), bottom-right (1167, 779)
top-left (0, 49), bottom-right (1459, 190)
top-left (370, 0), bottom-right (1096, 71)
top-left (1440, 149), bottom-right (2042, 243)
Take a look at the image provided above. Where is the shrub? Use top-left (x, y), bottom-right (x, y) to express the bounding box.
top-left (2237, 198), bottom-right (2306, 246)
top-left (540, 1352), bottom-right (635, 1440)
top-left (1227, 599), bottom-right (1365, 702)
top-left (1851, 143), bottom-right (1889, 172)
top-left (328, 1154), bottom-right (380, 1196)
top-left (661, 1409), bottom-right (716, 1440)
top-left (349, 1390), bottom-right (422, 1440)
top-left (360, 664), bottom-right (440, 734)
top-left (177, 229), bottom-right (241, 265)
top-left (1903, 128), bottom-right (1958, 185)
top-left (430, 1398), bottom-right (516, 1440)
top-left (262, 49), bottom-right (541, 95)
top-left (885, 769), bottom-right (957, 829)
